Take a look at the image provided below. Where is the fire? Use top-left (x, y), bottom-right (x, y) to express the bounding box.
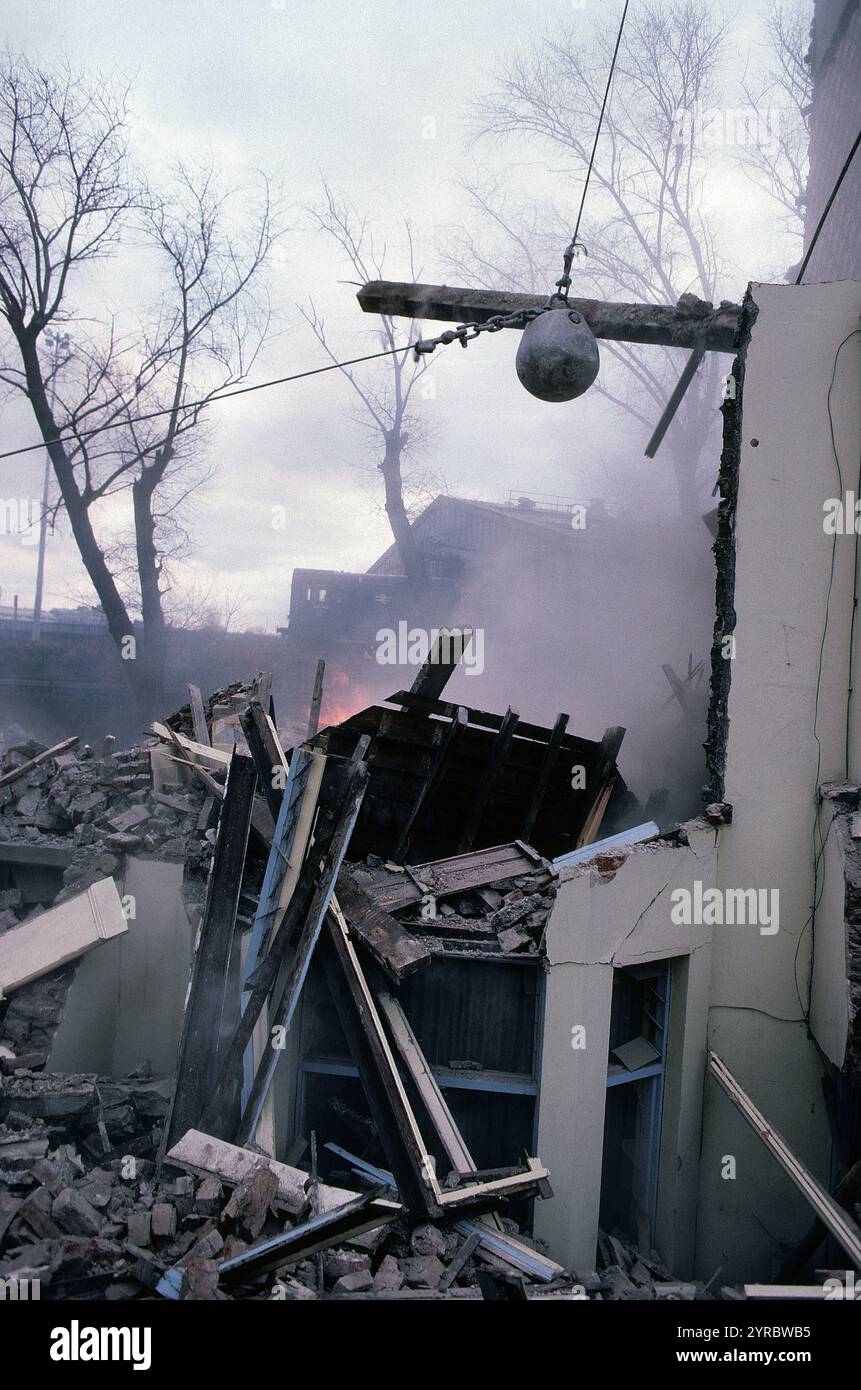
top-left (316, 669), bottom-right (372, 729)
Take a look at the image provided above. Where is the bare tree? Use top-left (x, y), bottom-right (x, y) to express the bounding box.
top-left (299, 182), bottom-right (434, 581)
top-left (0, 54), bottom-right (278, 707)
top-left (734, 0), bottom-right (813, 240)
top-left (444, 1), bottom-right (735, 519)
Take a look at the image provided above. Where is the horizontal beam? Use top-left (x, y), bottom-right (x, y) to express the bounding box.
top-left (358, 280), bottom-right (741, 353)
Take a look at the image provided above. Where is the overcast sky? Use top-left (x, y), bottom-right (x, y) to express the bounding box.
top-left (0, 0), bottom-right (804, 630)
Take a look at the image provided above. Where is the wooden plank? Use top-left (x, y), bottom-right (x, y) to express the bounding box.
top-left (0, 736), bottom-right (79, 789)
top-left (782, 1157), bottom-right (861, 1278)
top-left (376, 988), bottom-right (476, 1173)
top-left (165, 1128), bottom-right (308, 1215)
top-left (743, 1284), bottom-right (845, 1300)
top-left (337, 872), bottom-right (432, 981)
top-left (708, 1050), bottom-right (861, 1269)
top-left (163, 754), bottom-right (256, 1151)
top-left (218, 1187), bottom-right (401, 1283)
top-left (393, 705), bottom-right (467, 861)
top-left (357, 280), bottom-right (741, 353)
top-left (520, 712), bottom-right (569, 842)
top-left (436, 1157), bottom-right (552, 1212)
top-left (239, 699), bottom-right (289, 821)
top-left (0, 878), bottom-right (126, 996)
top-left (364, 841), bottom-right (548, 911)
top-left (185, 684), bottom-right (210, 746)
top-left (234, 764), bottom-right (369, 1144)
top-left (440, 1231), bottom-right (481, 1290)
top-left (307, 658), bottom-right (326, 737)
top-left (200, 751), bottom-right (367, 1138)
top-left (152, 721), bottom-right (230, 766)
top-left (454, 1220), bottom-right (564, 1282)
top-left (458, 707), bottom-right (520, 852)
top-left (319, 901), bottom-right (442, 1216)
top-left (574, 725), bottom-right (625, 849)
top-left (409, 628), bottom-right (475, 700)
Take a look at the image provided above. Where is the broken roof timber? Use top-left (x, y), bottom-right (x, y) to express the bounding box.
top-left (357, 280), bottom-right (741, 353)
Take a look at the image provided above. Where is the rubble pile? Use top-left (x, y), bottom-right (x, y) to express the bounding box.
top-left (353, 855), bottom-right (558, 956)
top-left (595, 1231), bottom-right (700, 1301)
top-left (0, 734), bottom-right (214, 1065)
top-left (0, 1081), bottom-right (581, 1300)
top-left (0, 658), bottom-right (662, 1301)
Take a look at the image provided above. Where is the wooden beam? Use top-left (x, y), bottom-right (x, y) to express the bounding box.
top-left (0, 878), bottom-right (126, 996)
top-left (239, 699), bottom-right (289, 821)
top-left (218, 1187), bottom-right (401, 1283)
top-left (574, 724), bottom-right (625, 849)
top-left (234, 765), bottom-right (368, 1145)
top-left (781, 1157), bottom-right (861, 1278)
top-left (163, 753), bottom-right (256, 1151)
top-left (376, 988), bottom-right (476, 1174)
top-left (201, 750), bottom-right (369, 1138)
top-left (708, 1050), bottom-right (861, 1269)
top-left (319, 902), bottom-right (442, 1217)
top-left (337, 872), bottom-right (432, 981)
top-left (458, 706), bottom-right (520, 852)
top-left (365, 841), bottom-right (548, 912)
top-left (520, 712), bottom-right (569, 843)
top-left (307, 658), bottom-right (326, 737)
top-left (0, 736), bottom-right (79, 789)
top-left (409, 628), bottom-right (474, 701)
top-left (185, 684), bottom-right (210, 746)
top-left (393, 704), bottom-right (467, 861)
top-left (357, 280), bottom-right (741, 353)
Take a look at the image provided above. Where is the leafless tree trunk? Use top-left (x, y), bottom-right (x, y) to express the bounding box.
top-left (0, 56), bottom-right (278, 711)
top-left (0, 58), bottom-right (141, 660)
top-left (300, 182), bottom-right (433, 581)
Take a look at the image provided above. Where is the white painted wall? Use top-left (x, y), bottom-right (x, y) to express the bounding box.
top-left (49, 857), bottom-right (194, 1076)
top-left (536, 282), bottom-right (861, 1284)
top-left (697, 281), bottom-right (861, 1282)
top-left (535, 827), bottom-right (716, 1273)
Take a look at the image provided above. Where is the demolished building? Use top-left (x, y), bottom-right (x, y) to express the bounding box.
top-left (3, 271), bottom-right (861, 1304)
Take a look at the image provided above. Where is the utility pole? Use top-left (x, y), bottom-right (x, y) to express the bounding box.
top-left (32, 330), bottom-right (70, 640)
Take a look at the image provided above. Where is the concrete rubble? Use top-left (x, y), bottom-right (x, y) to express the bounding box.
top-left (0, 669), bottom-right (710, 1301)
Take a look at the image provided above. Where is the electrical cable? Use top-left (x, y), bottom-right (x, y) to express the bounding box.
top-left (0, 341), bottom-right (418, 465)
top-left (795, 128), bottom-right (861, 286)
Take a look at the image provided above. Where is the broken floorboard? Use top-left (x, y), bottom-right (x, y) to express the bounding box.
top-left (361, 841), bottom-right (552, 913)
top-left (336, 871), bottom-right (432, 981)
